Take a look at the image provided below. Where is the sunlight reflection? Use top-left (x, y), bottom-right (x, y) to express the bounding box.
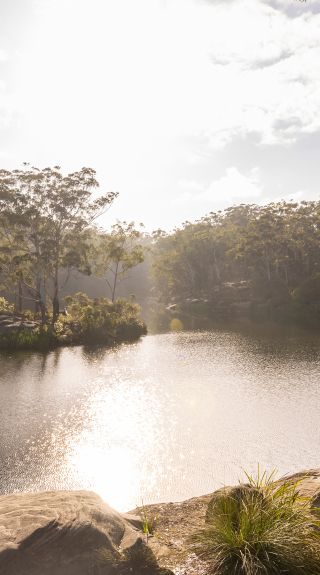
top-left (66, 373), bottom-right (159, 511)
top-left (68, 444), bottom-right (143, 511)
top-left (3, 333), bottom-right (320, 511)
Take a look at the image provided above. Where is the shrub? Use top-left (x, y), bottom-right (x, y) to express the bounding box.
top-left (0, 328), bottom-right (58, 351)
top-left (0, 297), bottom-right (14, 313)
top-left (64, 292), bottom-right (147, 343)
top-left (192, 470), bottom-right (320, 575)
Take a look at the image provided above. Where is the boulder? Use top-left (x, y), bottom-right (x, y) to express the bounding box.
top-left (0, 491), bottom-right (174, 575)
top-left (0, 314), bottom-right (39, 335)
top-left (2, 470), bottom-right (320, 575)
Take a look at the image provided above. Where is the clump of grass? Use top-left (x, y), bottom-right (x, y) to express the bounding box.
top-left (140, 500), bottom-right (157, 542)
top-left (192, 469), bottom-right (320, 574)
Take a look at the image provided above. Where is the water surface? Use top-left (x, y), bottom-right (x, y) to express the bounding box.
top-left (1, 328), bottom-right (320, 510)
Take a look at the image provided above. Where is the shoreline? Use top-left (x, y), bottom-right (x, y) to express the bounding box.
top-left (1, 468), bottom-right (320, 574)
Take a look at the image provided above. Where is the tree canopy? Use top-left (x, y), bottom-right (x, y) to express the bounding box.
top-left (0, 165), bottom-right (118, 322)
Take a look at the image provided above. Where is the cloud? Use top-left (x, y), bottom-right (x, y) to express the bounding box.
top-left (262, 188), bottom-right (320, 206)
top-left (10, 0), bottom-right (320, 162)
top-left (1, 0), bottom-right (319, 229)
top-left (264, 0), bottom-right (320, 18)
top-left (206, 167), bottom-right (263, 199)
top-left (175, 167), bottom-right (263, 208)
top-left (187, 0), bottom-right (320, 147)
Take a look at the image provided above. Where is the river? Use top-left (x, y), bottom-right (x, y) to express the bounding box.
top-left (1, 328), bottom-right (320, 511)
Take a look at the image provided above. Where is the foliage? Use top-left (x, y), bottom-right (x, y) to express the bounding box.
top-left (192, 470), bottom-right (320, 575)
top-left (0, 327), bottom-right (58, 351)
top-left (139, 501), bottom-right (157, 542)
top-left (0, 296), bottom-right (13, 313)
top-left (0, 165), bottom-right (118, 323)
top-left (93, 221), bottom-right (145, 302)
top-left (152, 201), bottom-right (320, 328)
top-left (64, 292), bottom-right (147, 343)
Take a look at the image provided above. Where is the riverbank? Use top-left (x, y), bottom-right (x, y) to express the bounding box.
top-left (0, 298), bottom-right (147, 351)
top-left (1, 469), bottom-right (320, 574)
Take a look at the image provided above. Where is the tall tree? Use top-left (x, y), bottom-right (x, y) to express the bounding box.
top-left (94, 221), bottom-right (145, 302)
top-left (0, 165), bottom-right (118, 323)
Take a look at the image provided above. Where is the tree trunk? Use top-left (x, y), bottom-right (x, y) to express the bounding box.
top-left (213, 248), bottom-right (221, 283)
top-left (35, 275), bottom-right (41, 315)
top-left (265, 249), bottom-right (271, 282)
top-left (52, 267), bottom-right (60, 325)
top-left (111, 261), bottom-right (119, 303)
top-left (16, 277), bottom-right (23, 314)
top-left (39, 299), bottom-right (47, 326)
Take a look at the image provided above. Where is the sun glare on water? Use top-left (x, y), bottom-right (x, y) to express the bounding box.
top-left (66, 371), bottom-right (160, 511)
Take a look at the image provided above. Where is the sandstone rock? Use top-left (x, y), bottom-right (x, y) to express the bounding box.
top-left (135, 468), bottom-right (320, 575)
top-left (0, 313), bottom-right (39, 335)
top-left (2, 470), bottom-right (320, 575)
top-left (0, 491), bottom-right (174, 575)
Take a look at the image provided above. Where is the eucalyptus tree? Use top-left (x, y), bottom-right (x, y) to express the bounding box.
top-left (0, 165), bottom-right (118, 323)
top-left (94, 221), bottom-right (145, 302)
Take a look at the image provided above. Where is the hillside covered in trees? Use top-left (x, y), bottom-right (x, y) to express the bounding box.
top-left (151, 201), bottom-right (320, 330)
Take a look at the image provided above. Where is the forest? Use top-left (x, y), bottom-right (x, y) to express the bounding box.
top-left (151, 200), bottom-right (320, 330)
top-left (1, 165), bottom-right (320, 349)
top-left (0, 165), bottom-right (146, 348)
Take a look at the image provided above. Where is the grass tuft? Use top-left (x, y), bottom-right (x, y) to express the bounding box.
top-left (192, 469), bottom-right (320, 574)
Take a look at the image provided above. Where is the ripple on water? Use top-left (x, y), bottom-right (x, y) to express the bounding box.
top-left (1, 328), bottom-right (320, 510)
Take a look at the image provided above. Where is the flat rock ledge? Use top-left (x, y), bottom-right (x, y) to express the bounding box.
top-left (135, 468), bottom-right (320, 575)
top-left (1, 469), bottom-right (320, 575)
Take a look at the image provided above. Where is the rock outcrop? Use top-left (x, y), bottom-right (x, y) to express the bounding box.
top-left (0, 491), bottom-right (173, 575)
top-left (0, 313), bottom-right (38, 335)
top-left (135, 468), bottom-right (320, 575)
top-left (1, 469), bottom-right (320, 575)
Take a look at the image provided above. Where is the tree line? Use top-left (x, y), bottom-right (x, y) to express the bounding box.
top-left (151, 201), bottom-right (320, 327)
top-left (0, 165), bottom-right (144, 326)
top-left (1, 164), bottom-right (320, 331)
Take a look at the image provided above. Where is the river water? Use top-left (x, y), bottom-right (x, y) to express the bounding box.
top-left (1, 328), bottom-right (320, 511)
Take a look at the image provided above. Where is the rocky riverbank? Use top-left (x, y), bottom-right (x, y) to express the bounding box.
top-left (1, 469), bottom-right (320, 574)
top-left (0, 308), bottom-right (147, 352)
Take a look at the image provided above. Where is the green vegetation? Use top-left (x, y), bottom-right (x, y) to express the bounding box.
top-left (139, 501), bottom-right (157, 543)
top-left (2, 164), bottom-right (320, 339)
top-left (0, 327), bottom-right (58, 351)
top-left (0, 165), bottom-right (146, 350)
top-left (0, 165), bottom-right (118, 324)
top-left (0, 296), bottom-right (13, 313)
top-left (63, 292), bottom-right (147, 344)
top-left (192, 471), bottom-right (320, 575)
top-left (0, 293), bottom-right (146, 350)
top-left (151, 202), bottom-right (320, 329)
top-left (92, 221), bottom-right (145, 302)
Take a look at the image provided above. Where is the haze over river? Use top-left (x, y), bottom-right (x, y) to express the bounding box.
top-left (1, 328), bottom-right (320, 511)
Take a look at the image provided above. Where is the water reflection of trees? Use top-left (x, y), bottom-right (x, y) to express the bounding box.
top-left (81, 339), bottom-right (140, 363)
top-left (81, 345), bottom-right (110, 363)
top-left (0, 348), bottom-right (63, 382)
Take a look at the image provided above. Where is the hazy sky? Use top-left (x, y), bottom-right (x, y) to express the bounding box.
top-left (0, 0), bottom-right (319, 230)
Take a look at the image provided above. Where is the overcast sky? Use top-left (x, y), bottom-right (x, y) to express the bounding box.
top-left (0, 0), bottom-right (319, 230)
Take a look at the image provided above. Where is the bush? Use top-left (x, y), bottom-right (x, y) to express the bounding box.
top-left (0, 328), bottom-right (58, 351)
top-left (192, 470), bottom-right (320, 575)
top-left (64, 292), bottom-right (147, 344)
top-left (0, 297), bottom-right (14, 313)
